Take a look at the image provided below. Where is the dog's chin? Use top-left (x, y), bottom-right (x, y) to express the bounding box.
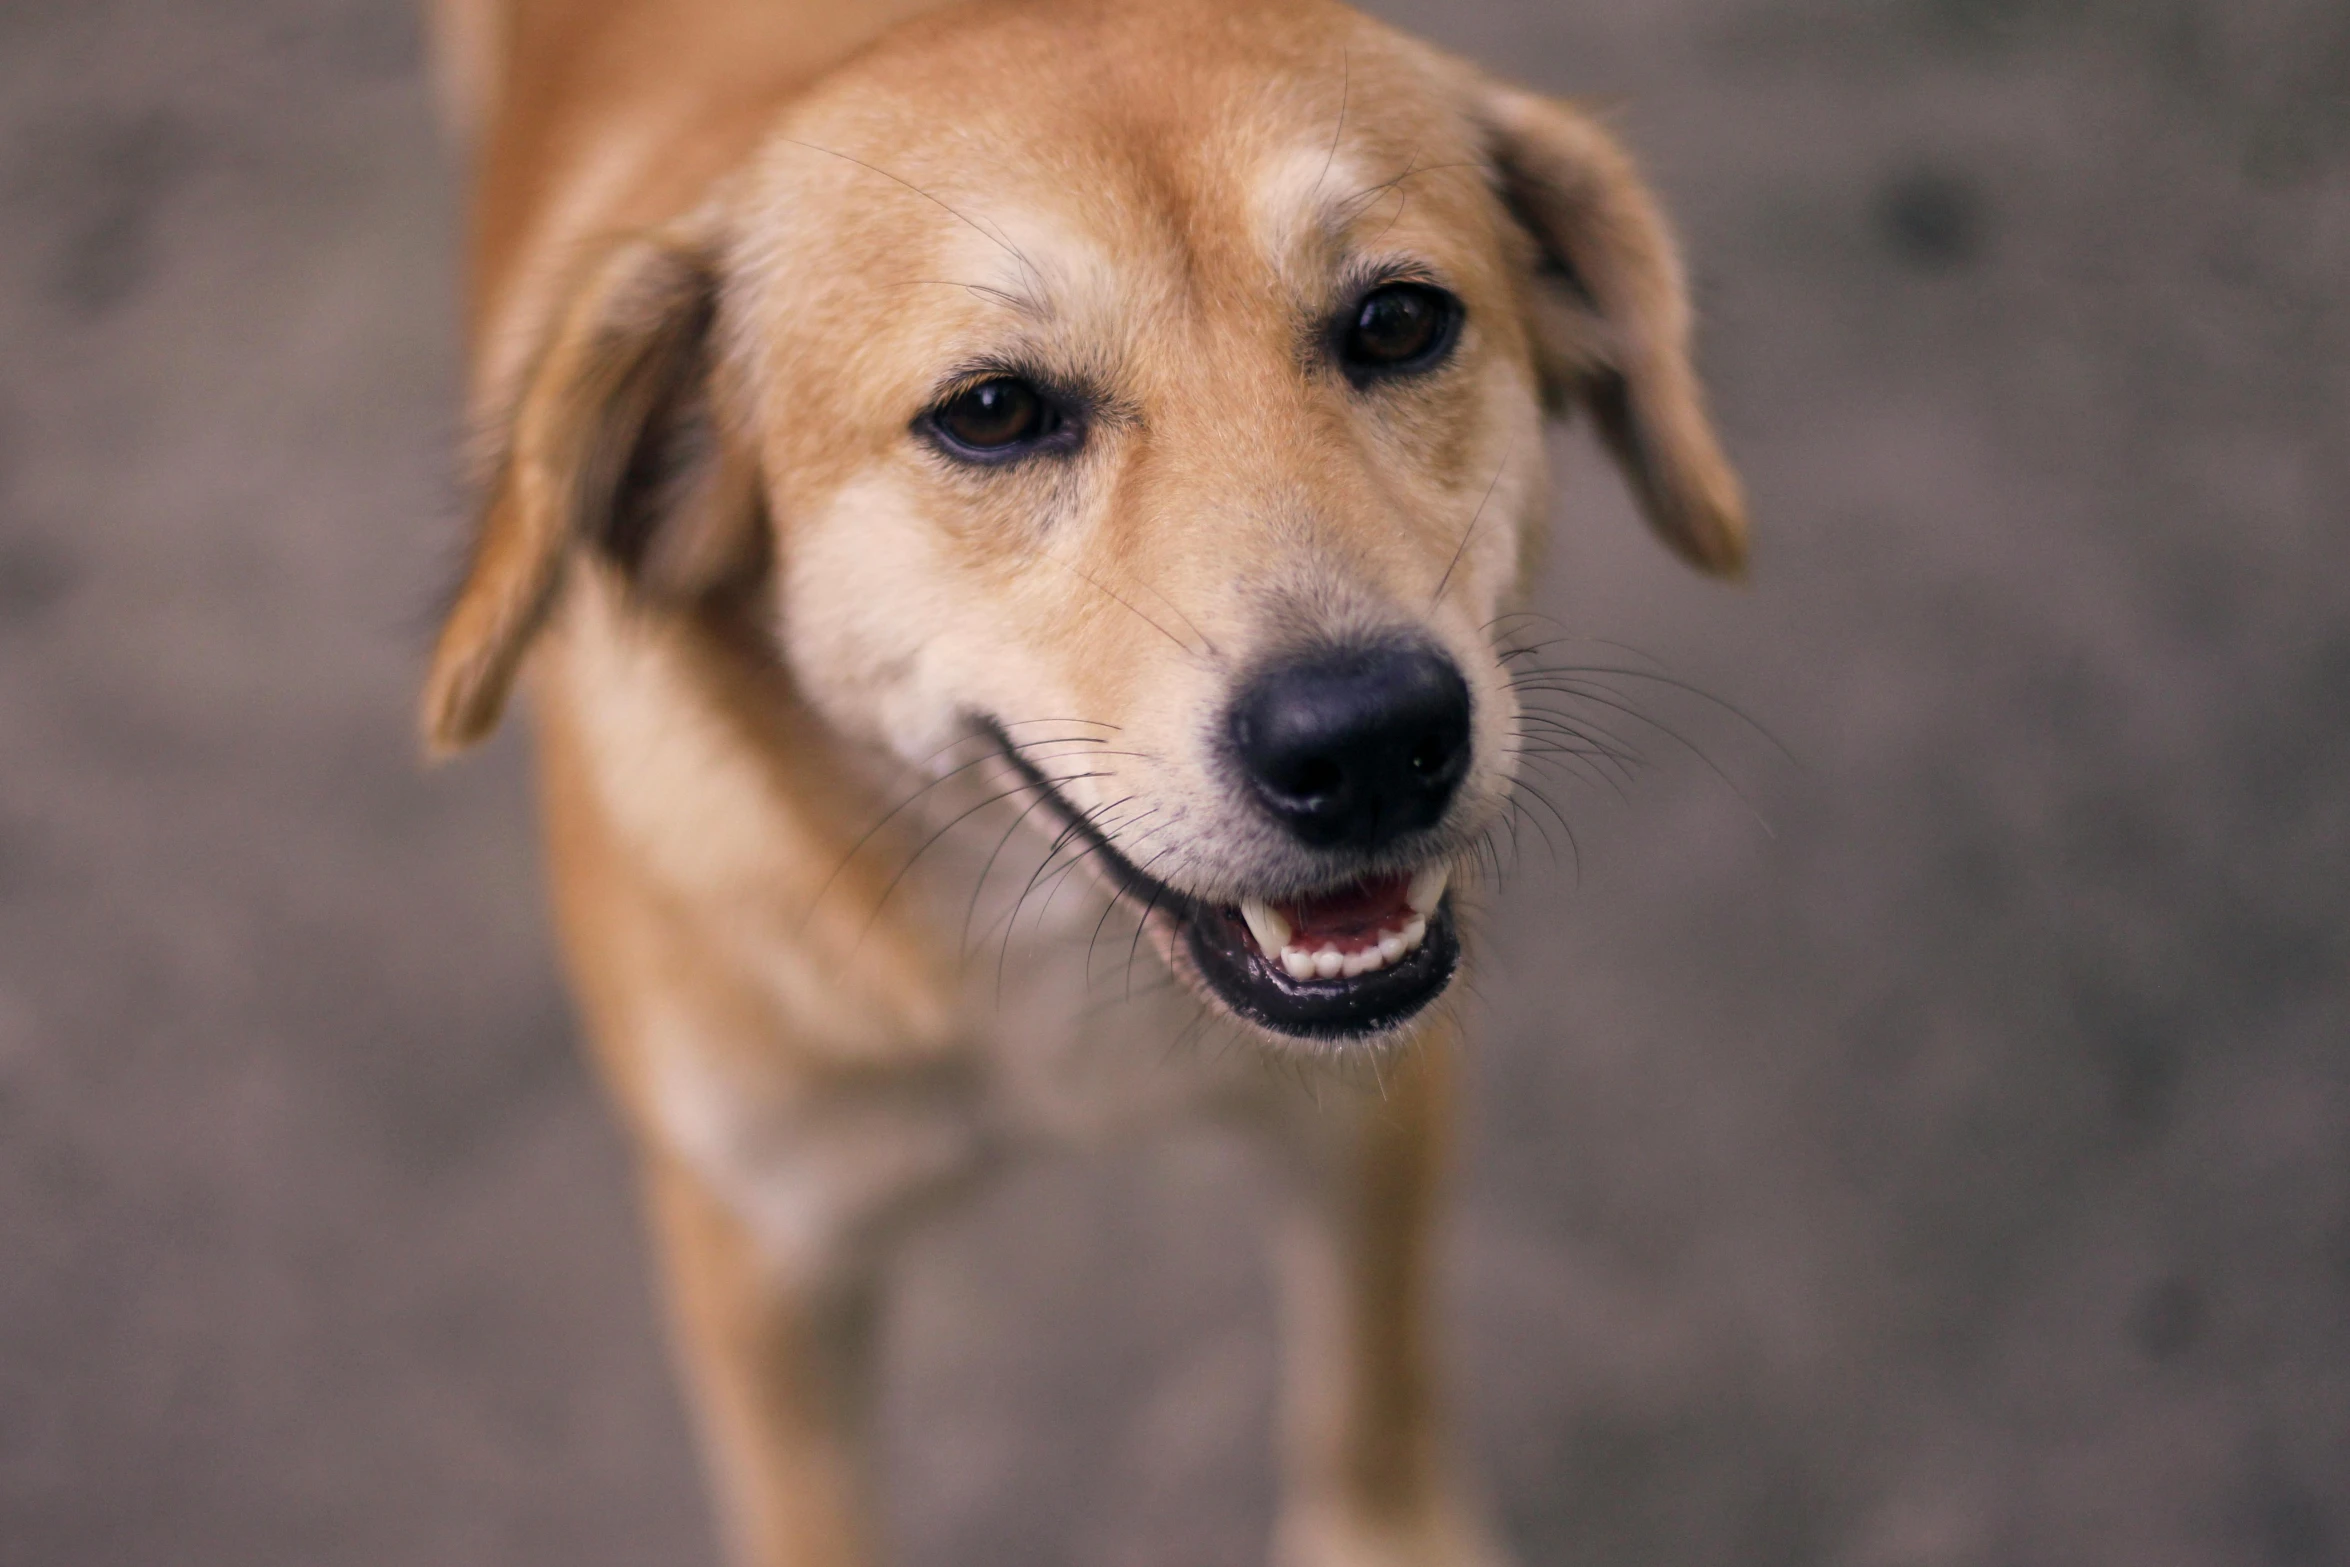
top-left (1175, 890), bottom-right (1461, 1044)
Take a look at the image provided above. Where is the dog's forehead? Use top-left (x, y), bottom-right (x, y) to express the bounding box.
top-left (751, 3), bottom-right (1485, 288)
top-left (735, 25), bottom-right (1501, 413)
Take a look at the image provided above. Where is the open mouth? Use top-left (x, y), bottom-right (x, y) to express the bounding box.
top-left (1184, 866), bottom-right (1460, 1041)
top-left (987, 722), bottom-right (1461, 1043)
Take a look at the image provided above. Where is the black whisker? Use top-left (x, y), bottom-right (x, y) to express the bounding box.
top-left (1514, 779), bottom-right (1582, 881)
top-left (1502, 791), bottom-right (1550, 870)
top-left (861, 769), bottom-right (1115, 946)
top-left (803, 723), bottom-right (1125, 932)
top-left (1124, 877), bottom-right (1174, 1002)
top-left (1431, 445), bottom-right (1513, 608)
top-left (983, 782), bottom-right (1162, 993)
top-left (801, 744), bottom-right (1008, 933)
top-left (1157, 1000), bottom-right (1216, 1069)
top-left (1076, 966), bottom-right (1183, 1020)
top-left (1508, 663), bottom-right (1794, 764)
top-left (1510, 678), bottom-right (1775, 835)
top-left (1513, 709), bottom-right (1644, 784)
top-left (1083, 809), bottom-right (1166, 982)
top-left (1121, 573), bottom-right (1222, 662)
top-left (960, 782), bottom-right (1064, 960)
top-left (1025, 795), bottom-right (1147, 926)
top-left (994, 806), bottom-right (1112, 1001)
top-left (1492, 797), bottom-right (1527, 879)
top-left (1508, 712), bottom-right (1646, 783)
top-left (1511, 707), bottom-right (1650, 771)
top-left (1506, 743), bottom-right (1634, 806)
top-left (1084, 836), bottom-right (1185, 994)
top-left (1485, 821), bottom-right (1511, 888)
top-left (1037, 548), bottom-right (1200, 657)
top-left (998, 716), bottom-right (1124, 731)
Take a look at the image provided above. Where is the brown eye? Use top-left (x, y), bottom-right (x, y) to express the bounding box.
top-left (932, 377), bottom-right (1055, 454)
top-left (1341, 282), bottom-right (1458, 374)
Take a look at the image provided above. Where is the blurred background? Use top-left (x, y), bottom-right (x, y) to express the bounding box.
top-left (1, 0), bottom-right (2344, 1563)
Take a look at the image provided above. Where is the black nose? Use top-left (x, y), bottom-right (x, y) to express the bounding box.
top-left (1230, 645), bottom-right (1472, 851)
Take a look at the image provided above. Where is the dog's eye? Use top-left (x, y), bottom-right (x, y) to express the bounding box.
top-left (1341, 283), bottom-right (1459, 375)
top-left (931, 377), bottom-right (1057, 455)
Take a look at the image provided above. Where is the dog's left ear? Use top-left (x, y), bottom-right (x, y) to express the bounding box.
top-left (421, 226), bottom-right (762, 755)
top-left (1475, 84), bottom-right (1748, 577)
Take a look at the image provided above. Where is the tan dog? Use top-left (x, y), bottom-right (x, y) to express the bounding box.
top-left (421, 0), bottom-right (1745, 1561)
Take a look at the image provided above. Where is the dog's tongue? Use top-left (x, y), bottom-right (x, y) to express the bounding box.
top-left (1279, 873), bottom-right (1412, 946)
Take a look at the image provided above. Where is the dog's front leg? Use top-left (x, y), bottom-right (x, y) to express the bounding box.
top-left (643, 1153), bottom-right (890, 1567)
top-left (630, 1048), bottom-right (983, 1567)
top-left (1265, 1019), bottom-right (1514, 1567)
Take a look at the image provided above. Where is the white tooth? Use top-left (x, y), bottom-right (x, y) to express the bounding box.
top-left (1342, 950), bottom-right (1373, 977)
top-left (1239, 898), bottom-right (1292, 957)
top-left (1313, 948), bottom-right (1345, 980)
top-left (1378, 932), bottom-right (1406, 963)
top-left (1407, 864), bottom-right (1451, 916)
top-left (1282, 947), bottom-right (1317, 982)
top-left (1400, 916), bottom-right (1428, 952)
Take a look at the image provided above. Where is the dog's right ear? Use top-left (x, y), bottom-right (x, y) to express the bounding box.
top-left (421, 229), bottom-right (761, 755)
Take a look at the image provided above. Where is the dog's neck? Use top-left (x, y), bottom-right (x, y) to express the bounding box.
top-left (534, 567), bottom-right (967, 1062)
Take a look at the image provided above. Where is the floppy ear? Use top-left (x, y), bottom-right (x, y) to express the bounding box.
top-left (1477, 85), bottom-right (1748, 577)
top-left (420, 229), bottom-right (764, 754)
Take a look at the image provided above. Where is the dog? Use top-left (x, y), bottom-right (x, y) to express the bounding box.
top-left (420, 0), bottom-right (1746, 1561)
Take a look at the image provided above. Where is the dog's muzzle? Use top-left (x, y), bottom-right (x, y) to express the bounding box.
top-left (985, 633), bottom-right (1473, 1042)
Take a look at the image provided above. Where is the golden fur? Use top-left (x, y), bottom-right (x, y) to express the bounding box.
top-left (421, 1), bottom-right (1744, 1562)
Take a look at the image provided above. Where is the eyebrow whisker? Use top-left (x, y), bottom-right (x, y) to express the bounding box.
top-left (1333, 159), bottom-right (1480, 228)
top-left (779, 137), bottom-right (1048, 295)
top-left (885, 278), bottom-right (1043, 314)
top-left (1311, 49), bottom-right (1352, 201)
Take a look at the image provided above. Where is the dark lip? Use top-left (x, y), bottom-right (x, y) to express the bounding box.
top-left (1182, 899), bottom-right (1460, 1041)
top-left (984, 720), bottom-right (1461, 1043)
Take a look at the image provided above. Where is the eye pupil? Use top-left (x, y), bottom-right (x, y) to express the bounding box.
top-left (936, 377), bottom-right (1047, 450)
top-left (1343, 283), bottom-right (1453, 371)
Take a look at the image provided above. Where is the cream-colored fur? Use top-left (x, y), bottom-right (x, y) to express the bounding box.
top-left (420, 2), bottom-right (1745, 1563)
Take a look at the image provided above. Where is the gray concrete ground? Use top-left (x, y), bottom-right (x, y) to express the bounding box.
top-left (1, 1), bottom-right (2344, 1563)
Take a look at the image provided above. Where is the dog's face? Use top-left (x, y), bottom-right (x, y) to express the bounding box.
top-left (425, 0), bottom-right (1745, 1046)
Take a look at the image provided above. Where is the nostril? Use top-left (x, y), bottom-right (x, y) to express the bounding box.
top-left (1288, 755), bottom-right (1344, 800)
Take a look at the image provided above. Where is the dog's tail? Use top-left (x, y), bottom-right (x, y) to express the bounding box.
top-left (423, 0), bottom-right (509, 144)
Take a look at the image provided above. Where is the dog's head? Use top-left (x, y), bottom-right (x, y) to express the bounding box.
top-left (423, 0), bottom-right (1744, 1046)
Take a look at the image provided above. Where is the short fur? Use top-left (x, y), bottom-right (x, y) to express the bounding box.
top-left (421, 2), bottom-right (1745, 1562)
